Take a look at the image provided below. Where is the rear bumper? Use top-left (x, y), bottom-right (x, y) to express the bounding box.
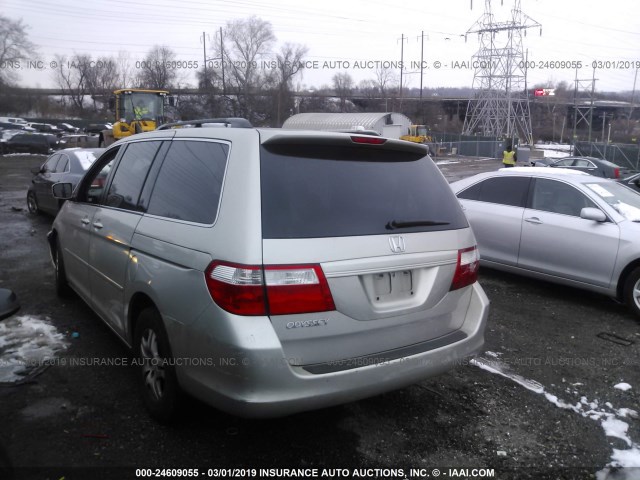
top-left (175, 282), bottom-right (489, 418)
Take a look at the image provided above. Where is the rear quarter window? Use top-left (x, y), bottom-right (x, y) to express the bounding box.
top-left (260, 143), bottom-right (468, 238)
top-left (457, 176), bottom-right (530, 207)
top-left (146, 140), bottom-right (229, 224)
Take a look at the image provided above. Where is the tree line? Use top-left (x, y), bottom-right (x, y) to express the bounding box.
top-left (1, 14), bottom-right (638, 140)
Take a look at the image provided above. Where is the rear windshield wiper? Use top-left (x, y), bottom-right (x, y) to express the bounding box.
top-left (386, 220), bottom-right (450, 230)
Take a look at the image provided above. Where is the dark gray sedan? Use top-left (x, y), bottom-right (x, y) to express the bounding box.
top-left (27, 148), bottom-right (104, 215)
top-left (533, 156), bottom-right (631, 179)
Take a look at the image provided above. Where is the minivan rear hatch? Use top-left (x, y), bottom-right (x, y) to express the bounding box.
top-left (259, 134), bottom-right (474, 368)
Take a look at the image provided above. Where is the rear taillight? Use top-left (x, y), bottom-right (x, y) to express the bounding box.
top-left (614, 168), bottom-right (620, 179)
top-left (450, 246), bottom-right (480, 291)
top-left (205, 261), bottom-right (335, 316)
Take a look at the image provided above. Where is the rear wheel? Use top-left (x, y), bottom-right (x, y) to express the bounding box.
top-left (134, 308), bottom-right (180, 422)
top-left (26, 191), bottom-right (39, 214)
top-left (54, 241), bottom-right (71, 297)
top-left (624, 267), bottom-right (640, 318)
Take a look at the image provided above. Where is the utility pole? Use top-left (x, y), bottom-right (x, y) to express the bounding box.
top-left (628, 67), bottom-right (638, 132)
top-left (462, 0), bottom-right (541, 145)
top-left (398, 34), bottom-right (407, 108)
top-left (419, 31), bottom-right (425, 102)
top-left (572, 66), bottom-right (597, 152)
top-left (220, 26), bottom-right (226, 96)
top-left (201, 32), bottom-right (208, 89)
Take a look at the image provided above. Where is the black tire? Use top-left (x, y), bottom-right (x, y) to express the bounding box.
top-left (54, 241), bottom-right (71, 297)
top-left (623, 267), bottom-right (640, 318)
top-left (134, 308), bottom-right (180, 422)
top-left (26, 191), bottom-right (39, 214)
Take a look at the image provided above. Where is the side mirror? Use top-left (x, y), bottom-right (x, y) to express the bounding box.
top-left (108, 97), bottom-right (116, 111)
top-left (580, 207), bottom-right (607, 222)
top-left (168, 96), bottom-right (176, 107)
top-left (0, 289), bottom-right (20, 321)
top-left (31, 166), bottom-right (43, 174)
top-left (52, 182), bottom-right (73, 199)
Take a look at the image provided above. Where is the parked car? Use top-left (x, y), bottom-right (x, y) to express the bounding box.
top-left (533, 156), bottom-right (631, 178)
top-left (0, 122), bottom-right (35, 132)
top-left (27, 148), bottom-right (104, 216)
top-left (451, 167), bottom-right (640, 318)
top-left (3, 133), bottom-right (61, 155)
top-left (49, 119), bottom-right (489, 421)
top-left (0, 129), bottom-right (24, 154)
top-left (619, 172), bottom-right (640, 193)
top-left (26, 122), bottom-right (61, 135)
top-left (56, 123), bottom-right (80, 133)
top-left (0, 116), bottom-right (27, 125)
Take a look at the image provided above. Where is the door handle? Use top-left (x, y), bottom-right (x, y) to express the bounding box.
top-left (524, 217), bottom-right (543, 224)
top-left (81, 217), bottom-right (90, 225)
top-left (93, 222), bottom-right (103, 229)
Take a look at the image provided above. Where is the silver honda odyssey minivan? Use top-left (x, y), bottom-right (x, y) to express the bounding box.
top-left (49, 119), bottom-right (489, 421)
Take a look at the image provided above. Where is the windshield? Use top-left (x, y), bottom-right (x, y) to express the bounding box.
top-left (118, 92), bottom-right (164, 123)
top-left (585, 182), bottom-right (640, 221)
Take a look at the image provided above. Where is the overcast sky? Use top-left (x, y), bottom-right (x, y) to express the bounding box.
top-left (4, 0), bottom-right (640, 93)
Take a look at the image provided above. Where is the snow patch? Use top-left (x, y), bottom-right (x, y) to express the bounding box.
top-left (472, 354), bottom-right (640, 471)
top-left (614, 383), bottom-right (633, 392)
top-left (0, 315), bottom-right (68, 383)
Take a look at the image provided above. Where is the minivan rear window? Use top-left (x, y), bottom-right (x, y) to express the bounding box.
top-left (260, 144), bottom-right (468, 238)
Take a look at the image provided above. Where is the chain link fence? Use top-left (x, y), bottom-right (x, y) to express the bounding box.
top-left (428, 132), bottom-right (506, 158)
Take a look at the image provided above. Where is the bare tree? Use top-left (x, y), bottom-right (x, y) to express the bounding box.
top-left (273, 42), bottom-right (308, 125)
top-left (136, 45), bottom-right (177, 90)
top-left (116, 51), bottom-right (134, 88)
top-left (53, 53), bottom-right (91, 113)
top-left (85, 56), bottom-right (120, 112)
top-left (0, 16), bottom-right (37, 86)
top-left (332, 72), bottom-right (354, 112)
top-left (214, 16), bottom-right (275, 122)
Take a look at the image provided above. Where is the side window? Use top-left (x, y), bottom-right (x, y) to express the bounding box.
top-left (43, 154), bottom-right (60, 172)
top-left (457, 176), bottom-right (530, 207)
top-left (554, 159), bottom-right (573, 167)
top-left (573, 159), bottom-right (594, 168)
top-left (55, 155), bottom-right (69, 173)
top-left (146, 140), bottom-right (229, 224)
top-left (105, 141), bottom-right (160, 211)
top-left (530, 178), bottom-right (597, 217)
top-left (80, 148), bottom-right (120, 204)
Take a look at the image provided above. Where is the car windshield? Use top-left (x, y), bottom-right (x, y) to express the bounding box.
top-left (585, 182), bottom-right (640, 221)
top-left (120, 92), bottom-right (163, 122)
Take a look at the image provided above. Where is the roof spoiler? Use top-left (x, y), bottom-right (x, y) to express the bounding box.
top-left (157, 118), bottom-right (253, 130)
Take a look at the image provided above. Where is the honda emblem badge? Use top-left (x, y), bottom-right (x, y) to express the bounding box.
top-left (388, 235), bottom-right (406, 254)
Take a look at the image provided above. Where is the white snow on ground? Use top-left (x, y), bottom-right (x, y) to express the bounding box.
top-left (472, 356), bottom-right (640, 475)
top-left (534, 144), bottom-right (572, 159)
top-left (615, 383), bottom-right (633, 392)
top-left (0, 315), bottom-right (67, 382)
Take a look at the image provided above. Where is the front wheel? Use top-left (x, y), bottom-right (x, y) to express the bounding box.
top-left (27, 191), bottom-right (39, 214)
top-left (134, 308), bottom-right (180, 422)
top-left (624, 267), bottom-right (640, 318)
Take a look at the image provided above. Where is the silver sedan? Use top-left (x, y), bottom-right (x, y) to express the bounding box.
top-left (451, 167), bottom-right (640, 317)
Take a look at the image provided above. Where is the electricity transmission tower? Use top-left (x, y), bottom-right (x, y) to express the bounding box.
top-left (462, 0), bottom-right (541, 145)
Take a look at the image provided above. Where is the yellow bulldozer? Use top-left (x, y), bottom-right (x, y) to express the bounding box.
top-left (99, 89), bottom-right (171, 147)
top-left (400, 125), bottom-right (432, 144)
